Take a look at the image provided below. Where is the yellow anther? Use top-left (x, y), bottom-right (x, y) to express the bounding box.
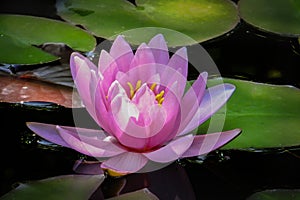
top-left (155, 90), bottom-right (165, 101)
top-left (127, 82), bottom-right (134, 98)
top-left (135, 80), bottom-right (142, 91)
top-left (158, 97), bottom-right (164, 105)
top-left (150, 83), bottom-right (157, 91)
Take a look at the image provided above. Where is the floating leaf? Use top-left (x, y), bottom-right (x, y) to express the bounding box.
top-left (0, 14), bottom-right (96, 64)
top-left (246, 189), bottom-right (300, 200)
top-left (238, 0), bottom-right (300, 37)
top-left (0, 33), bottom-right (58, 64)
top-left (198, 78), bottom-right (300, 150)
top-left (0, 175), bottom-right (104, 200)
top-left (0, 75), bottom-right (81, 108)
top-left (56, 0), bottom-right (239, 46)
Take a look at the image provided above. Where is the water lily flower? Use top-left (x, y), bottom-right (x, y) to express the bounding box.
top-left (27, 34), bottom-right (241, 175)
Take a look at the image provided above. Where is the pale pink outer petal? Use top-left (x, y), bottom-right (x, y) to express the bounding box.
top-left (27, 122), bottom-right (125, 157)
top-left (180, 83), bottom-right (236, 136)
top-left (98, 50), bottom-right (116, 75)
top-left (70, 53), bottom-right (99, 121)
top-left (148, 34), bottom-right (169, 65)
top-left (181, 129), bottom-right (242, 158)
top-left (164, 47), bottom-right (188, 79)
top-left (26, 122), bottom-right (71, 148)
top-left (129, 43), bottom-right (155, 69)
top-left (92, 81), bottom-right (110, 133)
top-left (109, 35), bottom-right (134, 72)
top-left (56, 126), bottom-right (126, 158)
top-left (143, 134), bottom-right (194, 163)
top-left (177, 72), bottom-right (208, 136)
top-left (101, 152), bottom-right (148, 174)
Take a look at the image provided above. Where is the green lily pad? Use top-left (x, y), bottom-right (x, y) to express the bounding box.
top-left (238, 0), bottom-right (300, 37)
top-left (0, 14), bottom-right (96, 64)
top-left (0, 33), bottom-right (57, 64)
top-left (198, 78), bottom-right (300, 150)
top-left (246, 189), bottom-right (300, 200)
top-left (56, 0), bottom-right (239, 46)
top-left (0, 175), bottom-right (104, 200)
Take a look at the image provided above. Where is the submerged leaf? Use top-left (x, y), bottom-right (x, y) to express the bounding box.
top-left (0, 175), bottom-right (104, 200)
top-left (0, 14), bottom-right (96, 64)
top-left (56, 0), bottom-right (239, 46)
top-left (198, 78), bottom-right (300, 150)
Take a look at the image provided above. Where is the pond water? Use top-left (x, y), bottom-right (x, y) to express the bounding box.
top-left (0, 0), bottom-right (300, 199)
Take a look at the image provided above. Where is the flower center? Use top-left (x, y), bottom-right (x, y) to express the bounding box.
top-left (127, 80), bottom-right (165, 105)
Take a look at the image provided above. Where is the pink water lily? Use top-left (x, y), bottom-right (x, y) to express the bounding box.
top-left (27, 34), bottom-right (241, 175)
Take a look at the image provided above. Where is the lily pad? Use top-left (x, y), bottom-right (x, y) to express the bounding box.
top-left (56, 0), bottom-right (239, 46)
top-left (0, 75), bottom-right (81, 108)
top-left (0, 14), bottom-right (96, 64)
top-left (198, 78), bottom-right (300, 150)
top-left (0, 175), bottom-right (104, 200)
top-left (238, 0), bottom-right (300, 37)
top-left (246, 189), bottom-right (300, 200)
top-left (0, 34), bottom-right (57, 64)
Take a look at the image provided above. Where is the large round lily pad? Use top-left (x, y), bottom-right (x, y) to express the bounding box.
top-left (198, 78), bottom-right (300, 150)
top-left (0, 14), bottom-right (96, 64)
top-left (56, 0), bottom-right (239, 46)
top-left (239, 0), bottom-right (300, 37)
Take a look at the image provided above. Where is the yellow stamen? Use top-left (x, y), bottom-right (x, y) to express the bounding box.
top-left (150, 83), bottom-right (157, 91)
top-left (127, 82), bottom-right (134, 98)
top-left (155, 90), bottom-right (165, 101)
top-left (127, 80), bottom-right (142, 99)
top-left (135, 80), bottom-right (142, 91)
top-left (158, 97), bottom-right (164, 105)
top-left (155, 90), bottom-right (165, 105)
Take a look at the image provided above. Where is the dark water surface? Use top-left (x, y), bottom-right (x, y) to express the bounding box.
top-left (0, 0), bottom-right (300, 199)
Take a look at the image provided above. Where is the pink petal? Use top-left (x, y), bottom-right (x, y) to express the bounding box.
top-left (109, 85), bottom-right (139, 133)
top-left (143, 134), bottom-right (194, 163)
top-left (93, 80), bottom-right (115, 133)
top-left (177, 72), bottom-right (208, 136)
top-left (129, 43), bottom-right (156, 70)
top-left (101, 152), bottom-right (148, 174)
top-left (98, 50), bottom-right (117, 75)
top-left (109, 35), bottom-right (134, 72)
top-left (26, 122), bottom-right (71, 148)
top-left (166, 47), bottom-right (188, 79)
top-left (118, 104), bottom-right (167, 139)
top-left (181, 129), bottom-right (242, 158)
top-left (70, 53), bottom-right (98, 120)
top-left (70, 52), bottom-right (97, 78)
top-left (148, 34), bottom-right (169, 65)
top-left (132, 84), bottom-right (157, 114)
top-left (100, 57), bottom-right (119, 96)
top-left (180, 83), bottom-right (236, 135)
top-left (57, 126), bottom-right (126, 158)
